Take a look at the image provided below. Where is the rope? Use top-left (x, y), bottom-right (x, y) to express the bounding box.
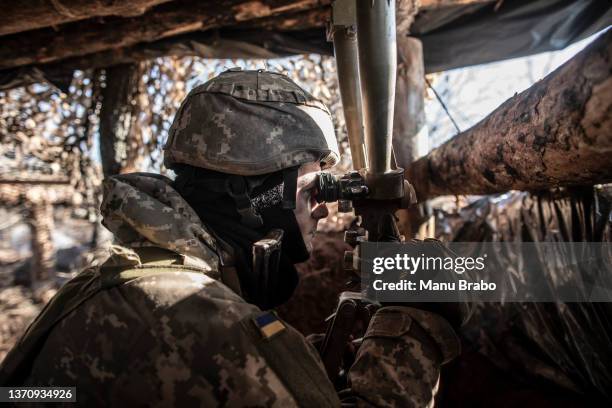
top-left (425, 76), bottom-right (462, 134)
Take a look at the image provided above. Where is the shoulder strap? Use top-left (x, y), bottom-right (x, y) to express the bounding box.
top-left (99, 246), bottom-right (212, 289)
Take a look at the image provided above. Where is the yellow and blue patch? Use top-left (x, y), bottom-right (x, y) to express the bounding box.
top-left (254, 312), bottom-right (286, 339)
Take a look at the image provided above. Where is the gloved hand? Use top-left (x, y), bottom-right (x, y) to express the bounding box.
top-left (407, 238), bottom-right (474, 329)
top-left (374, 214), bottom-right (473, 330)
top-left (347, 306), bottom-right (460, 407)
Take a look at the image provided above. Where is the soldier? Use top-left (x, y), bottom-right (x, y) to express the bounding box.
top-left (0, 69), bottom-right (460, 407)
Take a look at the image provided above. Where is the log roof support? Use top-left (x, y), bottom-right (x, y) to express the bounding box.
top-left (405, 30), bottom-right (612, 200)
top-left (0, 0), bottom-right (330, 70)
top-left (0, 0), bottom-right (171, 36)
top-left (98, 63), bottom-right (141, 177)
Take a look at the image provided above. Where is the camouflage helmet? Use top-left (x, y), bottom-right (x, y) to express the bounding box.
top-left (163, 68), bottom-right (340, 176)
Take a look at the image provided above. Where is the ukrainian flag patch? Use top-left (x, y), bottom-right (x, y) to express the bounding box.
top-left (254, 312), bottom-right (286, 339)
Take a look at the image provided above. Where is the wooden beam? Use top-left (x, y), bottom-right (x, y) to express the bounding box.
top-left (396, 0), bottom-right (419, 34)
top-left (0, 0), bottom-right (485, 37)
top-left (0, 176), bottom-right (71, 185)
top-left (241, 6), bottom-right (330, 31)
top-left (393, 37), bottom-right (426, 168)
top-left (0, 0), bottom-right (329, 70)
top-left (0, 25), bottom-right (334, 92)
top-left (0, 184), bottom-right (74, 207)
top-left (98, 64), bottom-right (140, 177)
top-left (27, 199), bottom-right (55, 283)
top-left (394, 36), bottom-right (428, 239)
top-left (0, 0), bottom-right (171, 36)
top-left (405, 30), bottom-right (612, 200)
top-left (0, 0), bottom-right (501, 91)
top-left (0, 0), bottom-right (491, 71)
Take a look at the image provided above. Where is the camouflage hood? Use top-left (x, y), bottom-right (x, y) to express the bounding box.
top-left (100, 173), bottom-right (220, 275)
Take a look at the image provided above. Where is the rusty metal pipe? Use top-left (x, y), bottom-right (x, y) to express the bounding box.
top-left (356, 0), bottom-right (396, 175)
top-left (333, 25), bottom-right (367, 170)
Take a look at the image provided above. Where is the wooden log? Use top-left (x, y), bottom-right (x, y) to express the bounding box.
top-left (0, 0), bottom-right (487, 37)
top-left (405, 30), bottom-right (612, 200)
top-left (24, 188), bottom-right (57, 284)
top-left (241, 6), bottom-right (330, 31)
top-left (0, 175), bottom-right (71, 185)
top-left (0, 0), bottom-right (329, 70)
top-left (0, 28), bottom-right (327, 91)
top-left (0, 0), bottom-right (487, 34)
top-left (393, 37), bottom-right (428, 238)
top-left (0, 0), bottom-right (170, 36)
top-left (47, 31), bottom-right (280, 75)
top-left (0, 0), bottom-right (491, 71)
top-left (396, 0), bottom-right (419, 34)
top-left (99, 64), bottom-right (140, 177)
top-left (0, 184), bottom-right (74, 207)
top-left (393, 37), bottom-right (427, 168)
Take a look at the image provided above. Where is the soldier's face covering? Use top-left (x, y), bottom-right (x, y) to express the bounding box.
top-left (293, 163), bottom-right (329, 252)
top-left (173, 164), bottom-right (322, 309)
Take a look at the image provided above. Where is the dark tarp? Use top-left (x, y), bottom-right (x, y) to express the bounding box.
top-left (415, 0), bottom-right (612, 73)
top-left (0, 0), bottom-right (610, 92)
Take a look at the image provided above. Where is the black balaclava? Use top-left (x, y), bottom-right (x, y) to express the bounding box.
top-left (173, 164), bottom-right (309, 309)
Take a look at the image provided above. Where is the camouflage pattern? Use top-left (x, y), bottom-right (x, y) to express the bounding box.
top-left (349, 306), bottom-right (461, 407)
top-left (100, 172), bottom-right (220, 276)
top-left (0, 172), bottom-right (460, 407)
top-left (21, 264), bottom-right (305, 406)
top-left (163, 69), bottom-right (340, 176)
top-left (0, 173), bottom-right (338, 406)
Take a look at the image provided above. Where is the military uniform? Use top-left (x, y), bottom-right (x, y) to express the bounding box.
top-left (0, 70), bottom-right (460, 407)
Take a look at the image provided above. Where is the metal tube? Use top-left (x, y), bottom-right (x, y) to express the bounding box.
top-left (356, 0), bottom-right (396, 175)
top-left (332, 26), bottom-right (367, 170)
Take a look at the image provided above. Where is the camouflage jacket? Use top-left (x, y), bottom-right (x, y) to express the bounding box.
top-left (0, 173), bottom-right (460, 407)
